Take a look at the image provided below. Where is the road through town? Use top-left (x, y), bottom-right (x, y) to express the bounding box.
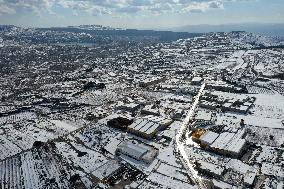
top-left (175, 82), bottom-right (207, 188)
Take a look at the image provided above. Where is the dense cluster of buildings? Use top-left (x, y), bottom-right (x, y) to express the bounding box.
top-left (0, 25), bottom-right (283, 189)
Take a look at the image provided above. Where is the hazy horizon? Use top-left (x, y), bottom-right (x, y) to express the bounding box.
top-left (0, 0), bottom-right (284, 29)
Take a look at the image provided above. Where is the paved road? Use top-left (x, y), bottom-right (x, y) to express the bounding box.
top-left (175, 82), bottom-right (207, 188)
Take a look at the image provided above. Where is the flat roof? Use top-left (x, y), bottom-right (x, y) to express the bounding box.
top-left (145, 123), bottom-right (160, 134)
top-left (200, 131), bottom-right (219, 145)
top-left (134, 119), bottom-right (149, 130)
top-left (211, 129), bottom-right (246, 154)
top-left (140, 122), bottom-right (155, 133)
top-left (118, 141), bottom-right (148, 159)
top-left (128, 116), bottom-right (171, 135)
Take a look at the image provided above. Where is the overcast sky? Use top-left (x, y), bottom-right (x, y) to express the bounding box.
top-left (0, 0), bottom-right (283, 29)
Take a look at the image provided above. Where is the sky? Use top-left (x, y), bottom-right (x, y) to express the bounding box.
top-left (0, 0), bottom-right (284, 29)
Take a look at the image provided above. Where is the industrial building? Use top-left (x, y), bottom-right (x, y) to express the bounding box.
top-left (116, 141), bottom-right (158, 164)
top-left (192, 129), bottom-right (247, 158)
top-left (127, 115), bottom-right (173, 139)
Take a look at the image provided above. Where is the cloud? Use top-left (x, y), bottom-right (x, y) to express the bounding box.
top-left (0, 0), bottom-right (55, 15)
top-left (182, 1), bottom-right (224, 13)
top-left (0, 3), bottom-right (15, 15)
top-left (56, 0), bottom-right (226, 15)
top-left (0, 0), bottom-right (249, 16)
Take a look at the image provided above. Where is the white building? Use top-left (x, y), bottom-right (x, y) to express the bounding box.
top-left (198, 129), bottom-right (247, 158)
top-left (127, 115), bottom-right (173, 139)
top-left (199, 131), bottom-right (219, 145)
top-left (116, 141), bottom-right (158, 163)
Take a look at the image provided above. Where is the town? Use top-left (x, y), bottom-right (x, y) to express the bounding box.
top-left (0, 25), bottom-right (284, 189)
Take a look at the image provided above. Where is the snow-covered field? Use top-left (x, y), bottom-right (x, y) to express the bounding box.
top-left (55, 141), bottom-right (109, 174)
top-left (0, 144), bottom-right (72, 189)
top-left (215, 92), bottom-right (284, 129)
